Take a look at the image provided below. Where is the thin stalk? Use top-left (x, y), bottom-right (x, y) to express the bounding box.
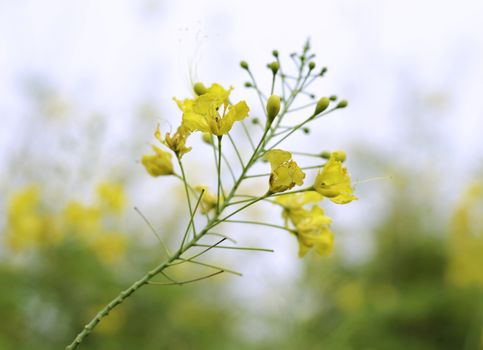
top-left (241, 121), bottom-right (256, 151)
top-left (174, 258), bottom-right (242, 276)
top-left (224, 219), bottom-right (294, 233)
top-left (267, 107), bottom-right (338, 152)
top-left (194, 244), bottom-right (274, 253)
top-left (228, 133), bottom-right (245, 168)
top-left (133, 207), bottom-right (171, 257)
top-left (180, 189), bottom-right (205, 249)
top-left (216, 136), bottom-right (223, 213)
top-left (177, 157), bottom-right (197, 238)
top-left (148, 270), bottom-right (223, 286)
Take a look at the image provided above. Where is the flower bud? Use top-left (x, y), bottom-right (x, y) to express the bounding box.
top-left (308, 61), bottom-right (316, 70)
top-left (314, 97), bottom-right (330, 115)
top-left (244, 82), bottom-right (253, 88)
top-left (329, 95), bottom-right (337, 101)
top-left (193, 82), bottom-right (207, 96)
top-left (202, 132), bottom-right (213, 145)
top-left (266, 95), bottom-right (281, 121)
top-left (320, 150), bottom-right (331, 159)
top-left (332, 150), bottom-right (346, 162)
top-left (320, 67), bottom-right (328, 76)
top-left (337, 100), bottom-right (348, 109)
top-left (240, 61), bottom-right (249, 70)
top-left (272, 50), bottom-right (279, 58)
top-left (302, 127), bottom-right (310, 134)
top-left (252, 117), bottom-right (260, 125)
top-left (268, 61), bottom-right (279, 75)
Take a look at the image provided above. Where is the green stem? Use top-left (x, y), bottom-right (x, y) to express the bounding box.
top-left (177, 157), bottom-right (197, 238)
top-left (216, 136), bottom-right (223, 213)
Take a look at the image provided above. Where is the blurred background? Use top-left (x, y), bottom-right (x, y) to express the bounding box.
top-left (1, 0), bottom-right (482, 349)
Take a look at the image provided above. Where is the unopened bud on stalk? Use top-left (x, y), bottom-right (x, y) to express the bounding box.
top-left (244, 82), bottom-right (253, 88)
top-left (320, 67), bottom-right (328, 76)
top-left (266, 95), bottom-right (281, 121)
top-left (272, 50), bottom-right (279, 58)
top-left (268, 61), bottom-right (280, 75)
top-left (337, 100), bottom-right (348, 109)
top-left (240, 61), bottom-right (249, 70)
top-left (308, 61), bottom-right (316, 70)
top-left (332, 150), bottom-right (347, 162)
top-left (193, 82), bottom-right (207, 96)
top-left (314, 97), bottom-right (330, 115)
top-left (202, 133), bottom-right (213, 145)
top-left (329, 95), bottom-right (338, 101)
top-left (320, 150), bottom-right (347, 162)
top-left (302, 127), bottom-right (310, 134)
top-left (252, 117), bottom-right (260, 125)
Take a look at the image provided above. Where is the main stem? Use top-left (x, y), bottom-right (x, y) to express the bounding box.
top-left (66, 135), bottom-right (269, 349)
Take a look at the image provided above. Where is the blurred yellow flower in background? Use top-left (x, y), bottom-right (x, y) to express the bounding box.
top-left (447, 181), bottom-right (483, 287)
top-left (97, 182), bottom-right (126, 214)
top-left (5, 186), bottom-right (63, 250)
top-left (264, 149), bottom-right (305, 193)
top-left (64, 201), bottom-right (102, 239)
top-left (5, 183), bottom-right (129, 266)
top-left (90, 233), bottom-right (127, 265)
top-left (314, 153), bottom-right (357, 204)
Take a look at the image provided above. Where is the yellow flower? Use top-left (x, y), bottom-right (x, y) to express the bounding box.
top-left (294, 206), bottom-right (334, 257)
top-left (194, 185), bottom-right (218, 214)
top-left (174, 83), bottom-right (250, 136)
top-left (97, 182), bottom-right (126, 214)
top-left (156, 124), bottom-right (192, 158)
top-left (275, 192), bottom-right (333, 257)
top-left (276, 191), bottom-right (323, 226)
top-left (141, 145), bottom-right (174, 176)
top-left (314, 154), bottom-right (357, 204)
top-left (264, 149), bottom-right (305, 193)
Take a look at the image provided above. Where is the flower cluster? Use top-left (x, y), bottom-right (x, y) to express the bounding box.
top-left (274, 152), bottom-right (357, 256)
top-left (69, 41), bottom-right (361, 349)
top-left (140, 42), bottom-right (358, 258)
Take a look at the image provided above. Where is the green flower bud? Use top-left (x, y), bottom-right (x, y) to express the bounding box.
top-left (266, 95), bottom-right (281, 121)
top-left (314, 97), bottom-right (330, 115)
top-left (329, 95), bottom-right (337, 101)
top-left (193, 82), bottom-right (207, 96)
top-left (252, 117), bottom-right (260, 125)
top-left (272, 50), bottom-right (279, 58)
top-left (240, 61), bottom-right (249, 70)
top-left (268, 61), bottom-right (279, 75)
top-left (308, 61), bottom-right (316, 70)
top-left (337, 100), bottom-right (348, 109)
top-left (320, 67), bottom-right (328, 76)
top-left (320, 150), bottom-right (331, 159)
top-left (332, 150), bottom-right (346, 162)
top-left (302, 127), bottom-right (310, 134)
top-left (244, 82), bottom-right (253, 88)
top-left (202, 133), bottom-right (213, 145)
